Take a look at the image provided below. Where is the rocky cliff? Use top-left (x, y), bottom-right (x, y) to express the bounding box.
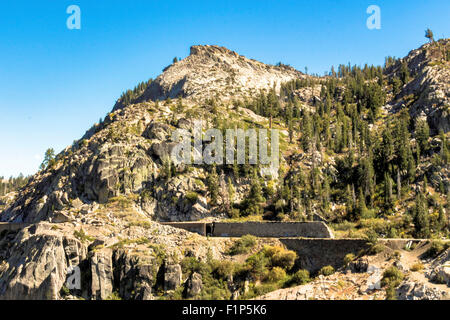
top-left (385, 39), bottom-right (450, 134)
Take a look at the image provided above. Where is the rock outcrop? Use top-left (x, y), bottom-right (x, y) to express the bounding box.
top-left (0, 223), bottom-right (86, 300)
top-left (185, 272), bottom-right (202, 298)
top-left (126, 45), bottom-right (304, 105)
top-left (386, 39), bottom-right (450, 134)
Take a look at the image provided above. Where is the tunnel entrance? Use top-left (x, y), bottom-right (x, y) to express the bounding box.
top-left (206, 223), bottom-right (214, 236)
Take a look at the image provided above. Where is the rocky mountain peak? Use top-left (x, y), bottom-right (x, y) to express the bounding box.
top-left (129, 44), bottom-right (304, 105)
top-left (189, 44), bottom-right (239, 58)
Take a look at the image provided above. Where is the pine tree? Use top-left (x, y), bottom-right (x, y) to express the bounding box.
top-left (384, 172), bottom-right (394, 208)
top-left (227, 177), bottom-right (235, 204)
top-left (407, 150), bottom-right (416, 184)
top-left (400, 61), bottom-right (410, 85)
top-left (355, 188), bottom-right (367, 220)
top-left (301, 112), bottom-right (313, 152)
top-left (242, 170), bottom-right (265, 216)
top-left (416, 119), bottom-right (430, 155)
top-left (358, 157), bottom-right (375, 201)
top-left (391, 77), bottom-right (403, 96)
top-left (413, 192), bottom-right (430, 238)
top-left (437, 204), bottom-right (446, 233)
top-left (322, 178), bottom-right (330, 209)
top-left (345, 184), bottom-right (354, 214)
top-left (425, 28), bottom-right (434, 43)
top-left (207, 165), bottom-right (220, 206)
top-left (286, 102), bottom-right (294, 143)
top-left (380, 127), bottom-right (394, 173)
top-left (40, 148), bottom-right (56, 170)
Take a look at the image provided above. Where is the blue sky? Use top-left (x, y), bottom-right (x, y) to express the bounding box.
top-left (0, 0), bottom-right (449, 177)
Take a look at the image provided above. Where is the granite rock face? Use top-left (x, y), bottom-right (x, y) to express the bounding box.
top-left (128, 45), bottom-right (304, 104)
top-left (164, 264), bottom-right (182, 291)
top-left (186, 272), bottom-right (203, 298)
top-left (386, 39), bottom-right (450, 134)
top-left (0, 223), bottom-right (86, 300)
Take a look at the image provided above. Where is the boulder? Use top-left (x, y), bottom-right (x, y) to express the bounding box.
top-left (177, 118), bottom-right (192, 130)
top-left (350, 258), bottom-right (369, 273)
top-left (185, 272), bottom-right (202, 298)
top-left (90, 249), bottom-right (114, 300)
top-left (396, 281), bottom-right (447, 300)
top-left (428, 248), bottom-right (450, 285)
top-left (143, 122), bottom-right (171, 141)
top-left (149, 142), bottom-right (178, 161)
top-left (164, 264), bottom-right (182, 291)
top-left (434, 263), bottom-right (450, 285)
top-left (113, 251), bottom-right (155, 300)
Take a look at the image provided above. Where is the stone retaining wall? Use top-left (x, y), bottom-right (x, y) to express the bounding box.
top-left (212, 221), bottom-right (333, 238)
top-left (160, 222), bottom-right (206, 236)
top-left (162, 221), bottom-right (334, 238)
top-left (280, 238), bottom-right (439, 273)
top-left (280, 238), bottom-right (370, 273)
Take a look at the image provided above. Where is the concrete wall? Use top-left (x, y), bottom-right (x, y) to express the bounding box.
top-left (280, 238), bottom-right (444, 274)
top-left (280, 238), bottom-right (370, 273)
top-left (161, 222), bottom-right (206, 236)
top-left (212, 222), bottom-right (333, 238)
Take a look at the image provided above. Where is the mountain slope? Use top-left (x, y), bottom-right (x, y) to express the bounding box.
top-left (0, 41), bottom-right (449, 301)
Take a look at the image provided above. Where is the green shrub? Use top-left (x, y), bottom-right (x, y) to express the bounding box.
top-left (383, 266), bottom-right (404, 300)
top-left (149, 244), bottom-right (167, 265)
top-left (229, 208), bottom-right (241, 219)
top-left (73, 229), bottom-right (94, 243)
top-left (365, 229), bottom-right (378, 246)
top-left (199, 281), bottom-right (230, 300)
top-left (106, 292), bottom-right (122, 300)
top-left (369, 243), bottom-right (386, 255)
top-left (291, 269), bottom-right (310, 285)
top-left (410, 263), bottom-right (424, 272)
top-left (59, 285), bottom-right (70, 298)
top-left (240, 283), bottom-right (278, 300)
top-left (246, 252), bottom-right (270, 280)
top-left (385, 284), bottom-right (397, 300)
top-left (381, 266), bottom-right (404, 288)
top-left (134, 237), bottom-right (150, 245)
top-left (343, 253), bottom-right (356, 266)
top-left (265, 267), bottom-right (287, 283)
top-left (181, 257), bottom-right (211, 276)
top-left (318, 265), bottom-right (335, 276)
top-left (262, 246), bottom-right (297, 270)
top-left (426, 240), bottom-right (449, 258)
top-left (244, 245), bottom-right (298, 282)
top-left (185, 192), bottom-right (199, 205)
top-left (178, 257), bottom-right (233, 300)
top-left (227, 235), bottom-right (257, 255)
top-left (332, 221), bottom-right (357, 231)
top-left (127, 220), bottom-right (152, 229)
top-left (211, 260), bottom-right (235, 280)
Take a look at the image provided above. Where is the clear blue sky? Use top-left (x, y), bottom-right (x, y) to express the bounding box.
top-left (0, 0), bottom-right (449, 177)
